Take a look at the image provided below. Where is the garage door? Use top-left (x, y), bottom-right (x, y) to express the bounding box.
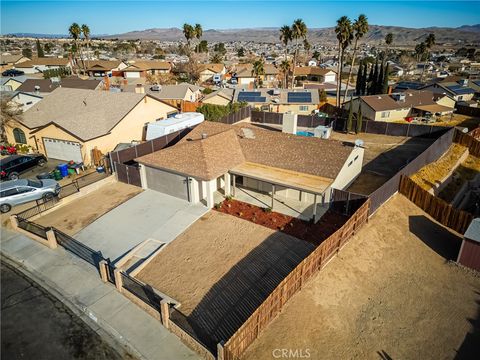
top-left (145, 166), bottom-right (189, 201)
top-left (43, 138), bottom-right (83, 163)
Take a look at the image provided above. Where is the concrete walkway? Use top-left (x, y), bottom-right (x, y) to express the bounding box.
top-left (0, 227), bottom-right (200, 360)
top-left (74, 190), bottom-right (209, 263)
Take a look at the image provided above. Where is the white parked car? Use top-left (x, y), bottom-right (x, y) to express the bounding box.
top-left (0, 179), bottom-right (60, 213)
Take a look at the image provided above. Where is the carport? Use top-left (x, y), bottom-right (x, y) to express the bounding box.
top-left (229, 162), bottom-right (333, 221)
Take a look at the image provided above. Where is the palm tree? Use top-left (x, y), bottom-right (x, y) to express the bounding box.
top-left (279, 25), bottom-right (292, 61)
top-left (343, 14), bottom-right (368, 104)
top-left (303, 39), bottom-right (311, 61)
top-left (68, 23), bottom-right (82, 74)
top-left (81, 24), bottom-right (90, 73)
top-left (384, 33), bottom-right (393, 61)
top-left (279, 59), bottom-right (291, 89)
top-left (194, 23), bottom-right (203, 52)
top-left (182, 23), bottom-right (195, 51)
top-left (335, 16), bottom-right (353, 106)
top-left (420, 33), bottom-right (435, 81)
top-left (252, 59), bottom-right (265, 88)
top-left (291, 19), bottom-right (307, 88)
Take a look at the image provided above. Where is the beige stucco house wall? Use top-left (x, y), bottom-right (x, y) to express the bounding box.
top-left (6, 96), bottom-right (177, 164)
top-left (202, 95), bottom-right (231, 106)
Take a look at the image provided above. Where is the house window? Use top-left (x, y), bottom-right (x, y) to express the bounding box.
top-left (458, 96), bottom-right (463, 101)
top-left (381, 111), bottom-right (390, 118)
top-left (299, 105), bottom-right (309, 111)
top-left (348, 160), bottom-right (353, 167)
top-left (26, 101), bottom-right (33, 105)
top-left (13, 128), bottom-right (27, 144)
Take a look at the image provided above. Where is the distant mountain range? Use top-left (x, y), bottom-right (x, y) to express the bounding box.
top-left (5, 24), bottom-right (480, 45)
top-left (104, 24), bottom-right (480, 45)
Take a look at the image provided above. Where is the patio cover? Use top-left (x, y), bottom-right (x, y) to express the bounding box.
top-left (413, 104), bottom-right (454, 113)
top-left (230, 162), bottom-right (333, 195)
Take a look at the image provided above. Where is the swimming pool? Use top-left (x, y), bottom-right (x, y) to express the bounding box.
top-left (296, 131), bottom-right (314, 137)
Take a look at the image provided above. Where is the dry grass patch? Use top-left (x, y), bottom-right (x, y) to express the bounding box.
top-left (439, 154), bottom-right (480, 202)
top-left (410, 144), bottom-right (468, 190)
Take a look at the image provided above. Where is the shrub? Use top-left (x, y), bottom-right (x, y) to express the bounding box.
top-left (196, 102), bottom-right (248, 122)
top-left (263, 207), bottom-right (272, 213)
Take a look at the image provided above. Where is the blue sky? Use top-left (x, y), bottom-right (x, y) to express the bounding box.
top-left (1, 1), bottom-right (479, 35)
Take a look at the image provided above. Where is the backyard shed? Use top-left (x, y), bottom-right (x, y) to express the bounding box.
top-left (457, 218), bottom-right (480, 271)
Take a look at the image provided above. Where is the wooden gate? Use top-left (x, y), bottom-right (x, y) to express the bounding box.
top-left (115, 162), bottom-right (142, 187)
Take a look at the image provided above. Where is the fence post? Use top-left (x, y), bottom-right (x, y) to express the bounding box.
top-left (217, 341), bottom-right (225, 360)
top-left (9, 215), bottom-right (19, 231)
top-left (114, 269), bottom-right (123, 292)
top-left (160, 300), bottom-right (170, 329)
top-left (45, 229), bottom-right (58, 249)
top-left (99, 260), bottom-right (108, 283)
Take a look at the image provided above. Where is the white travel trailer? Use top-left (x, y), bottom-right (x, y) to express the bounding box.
top-left (145, 112), bottom-right (205, 140)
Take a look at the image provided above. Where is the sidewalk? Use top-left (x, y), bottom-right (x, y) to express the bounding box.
top-left (0, 227), bottom-right (200, 360)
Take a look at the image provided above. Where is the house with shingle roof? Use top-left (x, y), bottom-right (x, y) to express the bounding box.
top-left (84, 60), bottom-right (128, 77)
top-left (345, 90), bottom-right (455, 122)
top-left (294, 66), bottom-right (336, 83)
top-left (198, 63), bottom-right (226, 83)
top-left (14, 57), bottom-right (73, 74)
top-left (16, 77), bottom-right (103, 96)
top-left (421, 79), bottom-right (475, 102)
top-left (122, 60), bottom-right (172, 79)
top-left (5, 88), bottom-right (178, 164)
top-left (136, 121), bottom-right (363, 221)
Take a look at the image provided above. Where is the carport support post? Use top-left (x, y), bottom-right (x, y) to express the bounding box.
top-left (160, 300), bottom-right (170, 329)
top-left (312, 194), bottom-right (317, 222)
top-left (224, 173), bottom-right (231, 196)
top-left (217, 341), bottom-right (225, 360)
top-left (232, 175), bottom-right (236, 196)
top-left (271, 184), bottom-right (275, 209)
top-left (45, 229), bottom-right (58, 249)
top-left (114, 269), bottom-right (123, 292)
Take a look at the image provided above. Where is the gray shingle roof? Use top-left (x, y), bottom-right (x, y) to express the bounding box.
top-left (21, 88), bottom-right (146, 141)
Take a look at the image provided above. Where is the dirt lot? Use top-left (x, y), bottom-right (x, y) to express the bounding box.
top-left (35, 182), bottom-right (142, 235)
top-left (243, 195), bottom-right (480, 360)
top-left (330, 132), bottom-right (435, 194)
top-left (137, 211), bottom-right (315, 346)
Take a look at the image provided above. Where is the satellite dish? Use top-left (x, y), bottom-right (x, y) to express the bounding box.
top-left (354, 139), bottom-right (364, 147)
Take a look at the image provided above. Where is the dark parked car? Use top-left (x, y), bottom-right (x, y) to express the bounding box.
top-left (1, 69), bottom-right (25, 77)
top-left (0, 154), bottom-right (47, 181)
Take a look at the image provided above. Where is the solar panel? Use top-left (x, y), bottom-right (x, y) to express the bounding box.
top-left (287, 92), bottom-right (312, 103)
top-left (237, 93), bottom-right (266, 103)
top-left (446, 85), bottom-right (474, 95)
top-left (473, 80), bottom-right (480, 87)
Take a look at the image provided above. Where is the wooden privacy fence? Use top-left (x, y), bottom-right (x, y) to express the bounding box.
top-left (250, 110), bottom-right (450, 137)
top-left (222, 198), bottom-right (371, 360)
top-left (455, 104), bottom-right (480, 117)
top-left (454, 130), bottom-right (480, 157)
top-left (399, 176), bottom-right (473, 234)
top-left (216, 106), bottom-right (252, 124)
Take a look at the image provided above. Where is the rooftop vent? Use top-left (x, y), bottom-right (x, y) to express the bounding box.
top-left (201, 133), bottom-right (208, 139)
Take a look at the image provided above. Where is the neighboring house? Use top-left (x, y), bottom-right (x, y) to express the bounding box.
top-left (233, 64), bottom-right (256, 86)
top-left (0, 76), bottom-right (26, 91)
top-left (14, 57), bottom-right (72, 74)
top-left (85, 60), bottom-right (128, 77)
top-left (16, 78), bottom-right (103, 96)
top-left (201, 88), bottom-right (235, 106)
top-left (10, 92), bottom-right (43, 111)
top-left (232, 88), bottom-right (319, 114)
top-left (233, 63), bottom-right (279, 87)
top-left (345, 90), bottom-right (455, 122)
top-left (198, 63), bottom-right (226, 83)
top-left (0, 54), bottom-right (30, 71)
top-left (122, 61), bottom-right (172, 79)
top-left (5, 88), bottom-right (178, 164)
top-left (294, 67), bottom-right (337, 83)
top-left (146, 82), bottom-right (203, 109)
top-left (421, 79), bottom-right (476, 102)
top-left (393, 81), bottom-right (425, 92)
top-left (136, 121), bottom-right (363, 221)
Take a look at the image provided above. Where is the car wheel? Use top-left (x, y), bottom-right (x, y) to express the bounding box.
top-left (43, 192), bottom-right (55, 201)
top-left (8, 172), bottom-right (19, 180)
top-left (0, 204), bottom-right (12, 213)
top-left (38, 159), bottom-right (47, 167)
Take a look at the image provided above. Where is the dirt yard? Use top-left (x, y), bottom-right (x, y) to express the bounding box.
top-left (136, 211), bottom-right (315, 346)
top-left (330, 132), bottom-right (435, 194)
top-left (243, 194), bottom-right (480, 360)
top-left (35, 182), bottom-right (142, 235)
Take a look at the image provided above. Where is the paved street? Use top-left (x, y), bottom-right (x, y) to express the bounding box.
top-left (1, 261), bottom-right (130, 360)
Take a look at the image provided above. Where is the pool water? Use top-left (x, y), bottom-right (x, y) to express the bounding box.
top-left (296, 131), bottom-right (314, 137)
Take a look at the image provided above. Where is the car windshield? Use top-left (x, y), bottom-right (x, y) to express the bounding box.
top-left (27, 179), bottom-right (43, 188)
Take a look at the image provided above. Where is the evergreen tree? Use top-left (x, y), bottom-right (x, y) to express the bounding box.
top-left (382, 63), bottom-right (390, 94)
top-left (377, 61), bottom-right (384, 94)
top-left (366, 63), bottom-right (374, 95)
top-left (347, 101), bottom-right (354, 133)
top-left (36, 39), bottom-right (44, 57)
top-left (356, 103), bottom-right (363, 134)
top-left (355, 60), bottom-right (362, 95)
top-left (372, 59), bottom-right (379, 94)
top-left (362, 62), bottom-right (368, 95)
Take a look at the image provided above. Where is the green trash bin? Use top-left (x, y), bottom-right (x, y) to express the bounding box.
top-left (53, 169), bottom-right (62, 181)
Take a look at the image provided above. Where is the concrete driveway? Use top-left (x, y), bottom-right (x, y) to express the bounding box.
top-left (74, 190), bottom-right (208, 263)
